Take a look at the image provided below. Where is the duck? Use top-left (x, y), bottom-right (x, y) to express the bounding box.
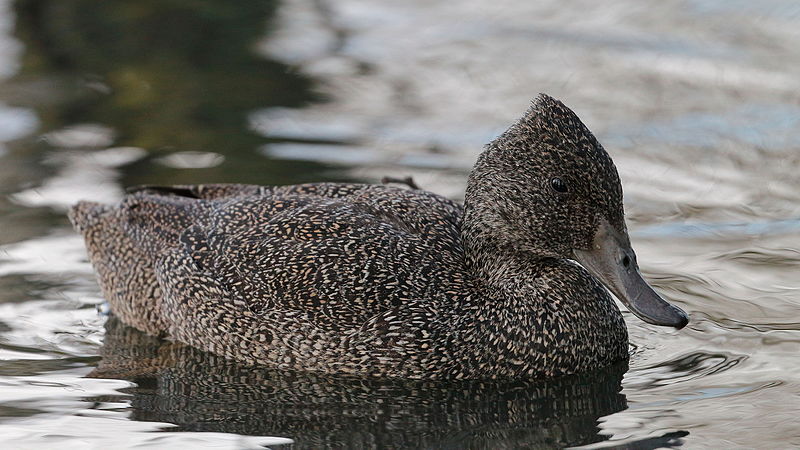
top-left (69, 94), bottom-right (688, 380)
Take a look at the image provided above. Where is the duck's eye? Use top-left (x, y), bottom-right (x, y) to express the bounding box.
top-left (550, 177), bottom-right (568, 193)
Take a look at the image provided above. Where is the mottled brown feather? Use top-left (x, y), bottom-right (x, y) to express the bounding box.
top-left (70, 95), bottom-right (630, 379)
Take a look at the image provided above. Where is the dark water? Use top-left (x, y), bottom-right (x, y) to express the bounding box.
top-left (0, 0), bottom-right (799, 448)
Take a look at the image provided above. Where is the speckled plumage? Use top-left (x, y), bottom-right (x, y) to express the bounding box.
top-left (70, 95), bottom-right (631, 380)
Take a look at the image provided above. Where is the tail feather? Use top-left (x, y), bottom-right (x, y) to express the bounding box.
top-left (68, 201), bottom-right (111, 234)
top-left (70, 199), bottom-right (168, 337)
top-left (69, 184), bottom-right (259, 338)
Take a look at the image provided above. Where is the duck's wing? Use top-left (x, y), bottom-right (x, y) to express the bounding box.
top-left (192, 188), bottom-right (465, 321)
top-left (73, 183), bottom-right (465, 342)
top-left (167, 184), bottom-right (465, 321)
top-left (125, 182), bottom-right (414, 201)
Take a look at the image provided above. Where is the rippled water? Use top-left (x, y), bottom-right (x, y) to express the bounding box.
top-left (1, 0), bottom-right (799, 448)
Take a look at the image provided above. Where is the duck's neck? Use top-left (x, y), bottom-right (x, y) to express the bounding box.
top-left (460, 222), bottom-right (542, 292)
top-left (460, 155), bottom-right (550, 290)
top-left (458, 206), bottom-right (629, 378)
top-left (449, 257), bottom-right (629, 379)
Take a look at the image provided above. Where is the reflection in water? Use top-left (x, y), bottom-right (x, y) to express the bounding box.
top-left (91, 318), bottom-right (629, 449)
top-left (10, 0), bottom-right (340, 188)
top-left (625, 352), bottom-right (745, 390)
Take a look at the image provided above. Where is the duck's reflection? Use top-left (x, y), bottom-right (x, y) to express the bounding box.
top-left (90, 317), bottom-right (628, 448)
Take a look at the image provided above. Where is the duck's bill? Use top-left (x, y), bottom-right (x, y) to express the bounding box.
top-left (573, 220), bottom-right (689, 329)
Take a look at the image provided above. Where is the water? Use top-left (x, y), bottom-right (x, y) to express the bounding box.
top-left (0, 0), bottom-right (799, 448)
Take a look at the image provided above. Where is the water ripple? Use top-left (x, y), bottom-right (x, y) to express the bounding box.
top-left (634, 218), bottom-right (800, 239)
top-left (625, 351), bottom-right (747, 390)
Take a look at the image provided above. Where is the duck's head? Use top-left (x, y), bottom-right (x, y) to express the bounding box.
top-left (464, 94), bottom-right (688, 329)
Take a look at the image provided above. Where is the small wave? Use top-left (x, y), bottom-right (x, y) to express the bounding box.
top-left (634, 218), bottom-right (800, 239)
top-left (625, 351), bottom-right (747, 390)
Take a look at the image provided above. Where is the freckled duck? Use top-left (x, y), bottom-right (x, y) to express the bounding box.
top-left (69, 94), bottom-right (688, 379)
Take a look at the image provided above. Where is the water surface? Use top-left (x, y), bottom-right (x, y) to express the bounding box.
top-left (1, 0), bottom-right (799, 448)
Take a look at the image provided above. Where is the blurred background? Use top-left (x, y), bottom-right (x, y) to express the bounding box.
top-left (0, 0), bottom-right (799, 448)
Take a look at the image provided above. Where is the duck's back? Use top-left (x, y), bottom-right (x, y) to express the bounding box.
top-left (70, 183), bottom-right (468, 366)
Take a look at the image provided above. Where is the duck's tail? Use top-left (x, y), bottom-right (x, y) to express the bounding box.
top-left (69, 199), bottom-right (169, 337)
top-left (68, 201), bottom-right (110, 234)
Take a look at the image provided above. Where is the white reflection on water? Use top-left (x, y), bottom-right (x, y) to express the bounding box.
top-left (42, 124), bottom-right (116, 149)
top-left (0, 103), bottom-right (37, 154)
top-left (11, 147), bottom-right (146, 209)
top-left (156, 151), bottom-right (226, 169)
